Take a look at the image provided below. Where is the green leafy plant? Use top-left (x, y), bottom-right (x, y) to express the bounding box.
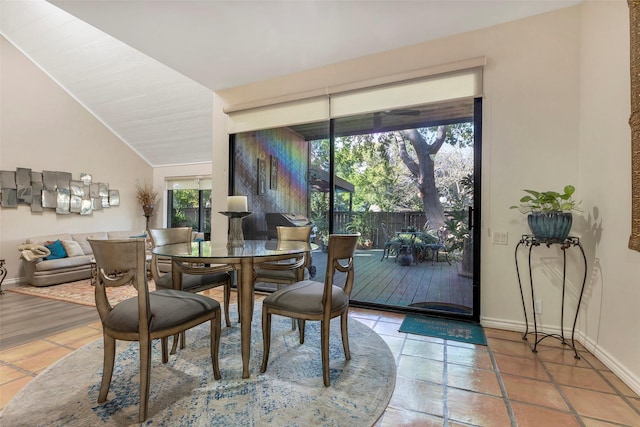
top-left (510, 185), bottom-right (581, 214)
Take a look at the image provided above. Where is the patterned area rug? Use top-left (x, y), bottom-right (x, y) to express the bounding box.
top-left (8, 279), bottom-right (156, 307)
top-left (0, 303), bottom-right (395, 426)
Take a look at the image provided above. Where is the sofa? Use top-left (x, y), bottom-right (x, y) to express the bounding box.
top-left (22, 231), bottom-right (148, 287)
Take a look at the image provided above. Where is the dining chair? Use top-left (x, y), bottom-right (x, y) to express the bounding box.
top-left (88, 238), bottom-right (221, 422)
top-left (149, 227), bottom-right (235, 327)
top-left (260, 233), bottom-right (360, 386)
top-left (254, 226), bottom-right (313, 329)
top-left (424, 226), bottom-right (452, 265)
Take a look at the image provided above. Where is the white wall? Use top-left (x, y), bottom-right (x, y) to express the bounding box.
top-left (0, 37), bottom-right (153, 283)
top-left (215, 3), bottom-right (640, 393)
top-left (578, 1), bottom-right (640, 389)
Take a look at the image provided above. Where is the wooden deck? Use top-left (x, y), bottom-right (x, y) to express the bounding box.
top-left (256, 248), bottom-right (473, 315)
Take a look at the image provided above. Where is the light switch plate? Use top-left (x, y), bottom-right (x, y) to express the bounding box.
top-left (492, 231), bottom-right (508, 245)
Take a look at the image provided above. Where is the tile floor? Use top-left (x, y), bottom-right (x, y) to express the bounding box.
top-left (1, 289), bottom-right (639, 426)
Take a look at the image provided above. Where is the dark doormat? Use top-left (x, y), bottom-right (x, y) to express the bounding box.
top-left (399, 315), bottom-right (487, 346)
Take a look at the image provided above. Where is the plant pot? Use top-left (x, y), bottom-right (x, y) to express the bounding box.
top-left (398, 254), bottom-right (413, 266)
top-left (527, 212), bottom-right (573, 241)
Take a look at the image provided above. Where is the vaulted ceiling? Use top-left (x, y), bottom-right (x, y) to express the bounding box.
top-left (0, 0), bottom-right (579, 167)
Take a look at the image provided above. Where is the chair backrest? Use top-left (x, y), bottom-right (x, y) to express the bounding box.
top-left (149, 227), bottom-right (193, 247)
top-left (277, 226), bottom-right (313, 269)
top-left (324, 233), bottom-right (360, 298)
top-left (276, 226), bottom-right (312, 242)
top-left (88, 239), bottom-right (150, 333)
top-left (148, 227), bottom-right (194, 282)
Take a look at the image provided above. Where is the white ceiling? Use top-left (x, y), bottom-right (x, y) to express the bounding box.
top-left (0, 0), bottom-right (579, 167)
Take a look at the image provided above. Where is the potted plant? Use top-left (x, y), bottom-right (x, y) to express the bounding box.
top-left (136, 182), bottom-right (159, 229)
top-left (511, 185), bottom-right (581, 241)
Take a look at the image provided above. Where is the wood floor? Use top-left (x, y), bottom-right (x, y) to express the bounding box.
top-left (0, 291), bottom-right (98, 350)
top-left (305, 248), bottom-right (473, 312)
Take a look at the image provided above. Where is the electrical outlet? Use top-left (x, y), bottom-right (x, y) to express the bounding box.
top-left (492, 231), bottom-right (508, 245)
top-left (534, 300), bottom-right (543, 314)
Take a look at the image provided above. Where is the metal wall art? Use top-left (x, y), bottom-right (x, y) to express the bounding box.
top-left (0, 167), bottom-right (120, 215)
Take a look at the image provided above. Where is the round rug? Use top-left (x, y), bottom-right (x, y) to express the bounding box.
top-left (0, 303), bottom-right (395, 426)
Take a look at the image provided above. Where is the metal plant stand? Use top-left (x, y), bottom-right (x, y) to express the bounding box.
top-left (514, 235), bottom-right (587, 359)
top-left (0, 259), bottom-right (7, 295)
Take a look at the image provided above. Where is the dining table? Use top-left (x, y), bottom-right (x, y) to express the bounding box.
top-left (152, 239), bottom-right (315, 378)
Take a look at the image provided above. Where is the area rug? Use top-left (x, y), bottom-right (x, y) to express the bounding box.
top-left (7, 279), bottom-right (156, 307)
top-left (0, 303), bottom-right (396, 426)
top-left (399, 314), bottom-right (487, 346)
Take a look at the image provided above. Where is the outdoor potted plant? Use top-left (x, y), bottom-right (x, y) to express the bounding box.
top-left (511, 185), bottom-right (581, 241)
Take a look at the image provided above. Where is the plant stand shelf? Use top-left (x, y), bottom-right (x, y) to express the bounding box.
top-left (514, 235), bottom-right (587, 359)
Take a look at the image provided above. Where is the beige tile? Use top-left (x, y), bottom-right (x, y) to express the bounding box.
top-left (535, 346), bottom-right (590, 368)
top-left (600, 371), bottom-right (639, 398)
top-left (582, 417), bottom-right (632, 427)
top-left (487, 337), bottom-right (536, 358)
top-left (378, 406), bottom-right (444, 427)
top-left (388, 376), bottom-right (444, 416)
top-left (446, 363), bottom-right (502, 396)
top-left (484, 328), bottom-right (526, 342)
top-left (46, 326), bottom-right (102, 348)
top-left (379, 335), bottom-right (404, 357)
top-left (493, 352), bottom-right (550, 381)
top-left (402, 339), bottom-right (444, 361)
top-left (0, 376), bottom-right (33, 409)
top-left (374, 321), bottom-right (405, 336)
top-left (447, 345), bottom-right (493, 370)
top-left (0, 364), bottom-right (29, 385)
top-left (511, 402), bottom-right (580, 427)
top-left (12, 346), bottom-right (73, 373)
top-left (447, 387), bottom-right (512, 426)
top-left (544, 362), bottom-right (615, 393)
top-left (397, 355), bottom-right (444, 384)
top-left (578, 350), bottom-right (610, 371)
top-left (562, 385), bottom-right (640, 426)
top-left (0, 340), bottom-right (60, 363)
top-left (501, 373), bottom-right (570, 411)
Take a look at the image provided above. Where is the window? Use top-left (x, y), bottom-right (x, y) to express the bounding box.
top-left (166, 178), bottom-right (211, 235)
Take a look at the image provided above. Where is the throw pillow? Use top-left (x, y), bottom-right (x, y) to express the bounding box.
top-left (45, 239), bottom-right (67, 260)
top-left (61, 240), bottom-right (84, 257)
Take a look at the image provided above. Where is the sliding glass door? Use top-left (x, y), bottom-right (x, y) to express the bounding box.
top-left (231, 98), bottom-right (481, 321)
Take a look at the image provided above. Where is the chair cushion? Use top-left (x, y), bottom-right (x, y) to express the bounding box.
top-left (262, 280), bottom-right (349, 315)
top-left (104, 290), bottom-right (220, 333)
top-left (154, 272), bottom-right (229, 291)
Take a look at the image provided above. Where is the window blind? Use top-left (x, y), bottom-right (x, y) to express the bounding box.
top-left (225, 58), bottom-right (484, 134)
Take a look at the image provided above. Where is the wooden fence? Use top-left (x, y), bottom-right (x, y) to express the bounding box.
top-left (332, 211), bottom-right (427, 248)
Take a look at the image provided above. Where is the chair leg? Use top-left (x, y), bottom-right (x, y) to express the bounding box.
top-left (223, 283), bottom-right (231, 327)
top-left (211, 311), bottom-right (221, 380)
top-left (321, 320), bottom-right (330, 386)
top-left (98, 334), bottom-right (116, 403)
top-left (298, 319), bottom-right (306, 344)
top-left (341, 312), bottom-right (351, 360)
top-left (161, 337), bottom-right (168, 363)
top-left (170, 334), bottom-right (179, 355)
top-left (260, 309), bottom-right (272, 373)
top-left (139, 336), bottom-right (152, 423)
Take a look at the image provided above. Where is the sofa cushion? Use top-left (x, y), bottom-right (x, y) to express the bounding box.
top-left (61, 240), bottom-right (84, 257)
top-left (71, 232), bottom-right (108, 255)
top-left (33, 255), bottom-right (94, 272)
top-left (45, 240), bottom-right (67, 260)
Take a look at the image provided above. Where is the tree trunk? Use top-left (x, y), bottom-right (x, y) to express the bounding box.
top-left (399, 127), bottom-right (447, 230)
